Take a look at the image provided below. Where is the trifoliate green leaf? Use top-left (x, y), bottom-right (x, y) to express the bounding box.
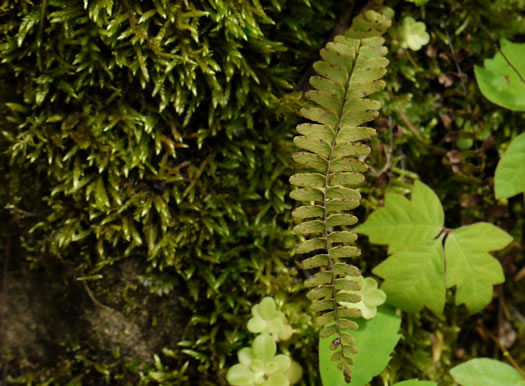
top-left (319, 305), bottom-right (401, 386)
top-left (474, 39), bottom-right (525, 111)
top-left (495, 132), bottom-right (525, 199)
top-left (359, 181), bottom-right (510, 314)
top-left (450, 358), bottom-right (525, 386)
top-left (445, 223), bottom-right (512, 313)
top-left (354, 180), bottom-right (444, 254)
top-left (399, 17), bottom-right (430, 51)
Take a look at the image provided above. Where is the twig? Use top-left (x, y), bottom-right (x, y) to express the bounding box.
top-left (82, 281), bottom-right (115, 313)
top-left (398, 112), bottom-right (427, 144)
top-left (405, 50), bottom-right (422, 72)
top-left (445, 29), bottom-right (467, 96)
top-left (478, 22), bottom-right (525, 85)
top-left (397, 112), bottom-right (447, 155)
top-left (479, 321), bottom-right (525, 379)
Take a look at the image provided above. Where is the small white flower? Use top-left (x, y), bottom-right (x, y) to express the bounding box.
top-left (399, 16), bottom-right (430, 51)
top-left (247, 297), bottom-right (293, 341)
top-left (226, 334), bottom-right (292, 386)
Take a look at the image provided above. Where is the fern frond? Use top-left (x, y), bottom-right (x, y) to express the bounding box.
top-left (290, 5), bottom-right (393, 383)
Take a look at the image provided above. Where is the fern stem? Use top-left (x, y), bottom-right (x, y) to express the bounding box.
top-left (323, 39), bottom-right (362, 366)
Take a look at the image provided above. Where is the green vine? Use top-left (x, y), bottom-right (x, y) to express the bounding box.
top-left (289, 5), bottom-right (393, 383)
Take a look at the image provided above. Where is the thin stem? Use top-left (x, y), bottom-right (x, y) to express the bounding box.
top-left (478, 23), bottom-right (525, 85)
top-left (322, 39), bottom-right (361, 370)
top-left (445, 29), bottom-right (467, 96)
top-left (479, 322), bottom-right (525, 379)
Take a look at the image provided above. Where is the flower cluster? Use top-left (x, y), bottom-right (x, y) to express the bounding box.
top-left (226, 297), bottom-right (301, 386)
top-left (247, 297), bottom-right (293, 341)
top-left (226, 334), bottom-right (302, 386)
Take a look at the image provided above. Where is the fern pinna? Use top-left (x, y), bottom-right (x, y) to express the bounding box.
top-left (289, 6), bottom-right (393, 383)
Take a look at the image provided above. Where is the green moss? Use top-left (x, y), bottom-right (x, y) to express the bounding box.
top-left (2, 0), bottom-right (525, 384)
top-left (0, 0), bottom-right (343, 383)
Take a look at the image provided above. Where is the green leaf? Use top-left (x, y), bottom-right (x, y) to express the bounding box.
top-left (313, 61), bottom-right (349, 84)
top-left (450, 358), bottom-right (525, 386)
top-left (305, 271), bottom-right (333, 287)
top-left (335, 279), bottom-right (361, 291)
top-left (494, 132), bottom-right (525, 199)
top-left (292, 152), bottom-right (328, 172)
top-left (302, 254), bottom-right (330, 269)
top-left (289, 173), bottom-right (326, 187)
top-left (355, 180), bottom-right (444, 254)
top-left (337, 126), bottom-right (377, 143)
top-left (306, 90), bottom-right (344, 116)
top-left (311, 299), bottom-right (336, 312)
top-left (294, 136), bottom-right (331, 158)
top-left (329, 172), bottom-right (365, 187)
top-left (319, 305), bottom-right (401, 386)
top-left (332, 142), bottom-right (370, 158)
top-left (333, 263), bottom-right (360, 277)
top-left (331, 246), bottom-right (360, 259)
top-left (327, 186), bottom-right (361, 200)
top-left (301, 107), bottom-right (337, 128)
top-left (330, 158), bottom-right (368, 173)
top-left (327, 214), bottom-right (358, 227)
top-left (336, 292), bottom-right (361, 304)
top-left (292, 206), bottom-right (324, 219)
top-left (293, 220), bottom-right (325, 235)
top-left (297, 238), bottom-right (325, 254)
top-left (445, 223), bottom-right (512, 313)
top-left (307, 287), bottom-right (332, 301)
top-left (360, 182), bottom-right (512, 314)
top-left (296, 123), bottom-right (334, 142)
top-left (328, 231), bottom-right (358, 244)
top-left (373, 238), bottom-right (446, 313)
top-left (290, 188), bottom-right (324, 202)
top-left (474, 39), bottom-right (525, 111)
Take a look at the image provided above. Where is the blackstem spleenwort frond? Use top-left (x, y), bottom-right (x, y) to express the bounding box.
top-left (290, 5), bottom-right (393, 383)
